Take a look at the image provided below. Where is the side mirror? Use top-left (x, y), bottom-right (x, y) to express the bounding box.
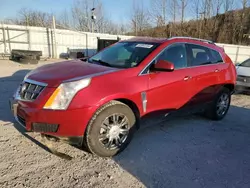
top-left (151, 60), bottom-right (175, 72)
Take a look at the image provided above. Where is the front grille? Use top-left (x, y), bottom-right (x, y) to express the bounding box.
top-left (237, 75), bottom-right (250, 83)
top-left (17, 115), bottom-right (26, 127)
top-left (32, 123), bottom-right (59, 133)
top-left (17, 81), bottom-right (45, 101)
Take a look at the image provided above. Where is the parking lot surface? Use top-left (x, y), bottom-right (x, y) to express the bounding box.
top-left (0, 59), bottom-right (250, 188)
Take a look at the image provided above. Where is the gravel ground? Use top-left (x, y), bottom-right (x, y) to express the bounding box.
top-left (0, 59), bottom-right (250, 188)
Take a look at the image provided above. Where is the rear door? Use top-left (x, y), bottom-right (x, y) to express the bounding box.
top-left (186, 43), bottom-right (221, 105)
top-left (146, 43), bottom-right (194, 113)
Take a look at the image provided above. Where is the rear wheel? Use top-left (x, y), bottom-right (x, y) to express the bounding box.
top-left (205, 87), bottom-right (231, 120)
top-left (84, 101), bottom-right (136, 157)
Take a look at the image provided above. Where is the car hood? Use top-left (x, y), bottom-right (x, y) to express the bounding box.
top-left (27, 60), bottom-right (119, 87)
top-left (236, 66), bottom-right (250, 77)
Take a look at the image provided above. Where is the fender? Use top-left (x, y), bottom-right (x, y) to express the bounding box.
top-left (92, 93), bottom-right (144, 116)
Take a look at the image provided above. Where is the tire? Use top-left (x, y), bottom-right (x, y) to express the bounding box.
top-left (83, 100), bottom-right (136, 157)
top-left (205, 87), bottom-right (231, 121)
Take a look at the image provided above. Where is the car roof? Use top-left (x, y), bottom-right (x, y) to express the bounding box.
top-left (124, 37), bottom-right (168, 44)
top-left (122, 36), bottom-right (223, 52)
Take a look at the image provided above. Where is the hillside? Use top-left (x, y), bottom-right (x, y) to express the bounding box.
top-left (128, 7), bottom-right (250, 45)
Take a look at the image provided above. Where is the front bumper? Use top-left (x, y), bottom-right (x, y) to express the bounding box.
top-left (9, 97), bottom-right (94, 138)
top-left (236, 81), bottom-right (250, 91)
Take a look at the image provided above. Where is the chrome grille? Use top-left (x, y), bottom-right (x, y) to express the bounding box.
top-left (17, 80), bottom-right (46, 101)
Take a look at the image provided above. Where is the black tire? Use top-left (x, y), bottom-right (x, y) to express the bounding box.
top-left (83, 100), bottom-right (136, 157)
top-left (205, 87), bottom-right (231, 121)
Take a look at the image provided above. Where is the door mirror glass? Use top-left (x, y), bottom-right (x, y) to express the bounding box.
top-left (151, 60), bottom-right (175, 72)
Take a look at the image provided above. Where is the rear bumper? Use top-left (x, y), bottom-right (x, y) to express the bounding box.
top-left (10, 97), bottom-right (94, 137)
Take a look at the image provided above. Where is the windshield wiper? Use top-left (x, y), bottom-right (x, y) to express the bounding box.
top-left (91, 59), bottom-right (112, 67)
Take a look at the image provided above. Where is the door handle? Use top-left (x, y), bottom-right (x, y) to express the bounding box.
top-left (184, 76), bottom-right (192, 81)
top-left (215, 69), bottom-right (220, 72)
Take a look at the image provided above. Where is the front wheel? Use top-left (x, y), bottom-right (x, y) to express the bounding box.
top-left (83, 101), bottom-right (136, 157)
top-left (205, 88), bottom-right (231, 120)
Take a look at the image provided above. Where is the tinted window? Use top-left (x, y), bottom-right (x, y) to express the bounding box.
top-left (187, 44), bottom-right (214, 66)
top-left (89, 42), bottom-right (159, 68)
top-left (210, 49), bottom-right (223, 63)
top-left (239, 58), bottom-right (250, 67)
top-left (156, 44), bottom-right (187, 69)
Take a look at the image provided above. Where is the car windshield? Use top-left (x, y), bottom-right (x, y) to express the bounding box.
top-left (239, 59), bottom-right (250, 67)
top-left (88, 41), bottom-right (159, 68)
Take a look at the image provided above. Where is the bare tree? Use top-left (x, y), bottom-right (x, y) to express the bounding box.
top-left (169, 0), bottom-right (178, 36)
top-left (192, 0), bottom-right (201, 20)
top-left (170, 0), bottom-right (178, 23)
top-left (242, 0), bottom-right (249, 8)
top-left (16, 8), bottom-right (52, 27)
top-left (214, 0), bottom-right (223, 15)
top-left (223, 0), bottom-right (235, 12)
top-left (72, 0), bottom-right (120, 33)
top-left (180, 0), bottom-right (187, 24)
top-left (72, 0), bottom-right (92, 31)
top-left (57, 9), bottom-right (71, 29)
top-left (150, 0), bottom-right (168, 27)
top-left (131, 0), bottom-right (151, 35)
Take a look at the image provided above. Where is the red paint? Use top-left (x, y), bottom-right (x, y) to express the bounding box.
top-left (15, 38), bottom-right (236, 137)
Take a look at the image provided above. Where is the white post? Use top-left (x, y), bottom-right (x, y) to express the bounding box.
top-left (52, 16), bottom-right (57, 58)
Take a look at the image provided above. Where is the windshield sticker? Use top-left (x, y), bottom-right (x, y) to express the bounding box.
top-left (135, 44), bottom-right (153, 48)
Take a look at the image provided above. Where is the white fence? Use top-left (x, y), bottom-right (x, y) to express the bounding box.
top-left (0, 24), bottom-right (133, 58)
top-left (0, 24), bottom-right (250, 63)
top-left (216, 43), bottom-right (250, 63)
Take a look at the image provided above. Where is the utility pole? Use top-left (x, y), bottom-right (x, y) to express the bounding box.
top-left (91, 8), bottom-right (96, 33)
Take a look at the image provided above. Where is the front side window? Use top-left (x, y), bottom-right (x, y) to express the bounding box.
top-left (187, 44), bottom-right (214, 66)
top-left (239, 58), bottom-right (250, 67)
top-left (156, 43), bottom-right (187, 69)
top-left (88, 42), bottom-right (159, 68)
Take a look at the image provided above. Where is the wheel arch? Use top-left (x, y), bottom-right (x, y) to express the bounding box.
top-left (223, 83), bottom-right (235, 94)
top-left (115, 98), bottom-right (141, 129)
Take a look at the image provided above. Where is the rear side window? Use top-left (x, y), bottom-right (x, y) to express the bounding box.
top-left (210, 49), bottom-right (223, 63)
top-left (187, 44), bottom-right (220, 67)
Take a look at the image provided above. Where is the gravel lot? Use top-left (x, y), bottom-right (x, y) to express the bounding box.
top-left (0, 59), bottom-right (250, 188)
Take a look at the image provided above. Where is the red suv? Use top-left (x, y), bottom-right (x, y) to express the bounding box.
top-left (10, 37), bottom-right (236, 157)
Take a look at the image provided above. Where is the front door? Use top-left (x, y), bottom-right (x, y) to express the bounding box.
top-left (146, 43), bottom-right (193, 114)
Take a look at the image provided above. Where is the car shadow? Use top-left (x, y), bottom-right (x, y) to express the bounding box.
top-left (0, 69), bottom-right (31, 124)
top-left (12, 122), bottom-right (73, 160)
top-left (113, 105), bottom-right (250, 188)
top-left (0, 69), bottom-right (73, 160)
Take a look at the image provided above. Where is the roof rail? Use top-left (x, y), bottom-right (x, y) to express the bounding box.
top-left (168, 37), bottom-right (215, 44)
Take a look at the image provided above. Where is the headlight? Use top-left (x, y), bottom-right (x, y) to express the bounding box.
top-left (43, 78), bottom-right (91, 110)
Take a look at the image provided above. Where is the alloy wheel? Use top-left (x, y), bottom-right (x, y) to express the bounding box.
top-left (216, 93), bottom-right (230, 116)
top-left (99, 113), bottom-right (129, 150)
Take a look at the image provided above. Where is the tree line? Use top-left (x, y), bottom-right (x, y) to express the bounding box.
top-left (130, 0), bottom-right (250, 45)
top-left (2, 0), bottom-right (250, 44)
